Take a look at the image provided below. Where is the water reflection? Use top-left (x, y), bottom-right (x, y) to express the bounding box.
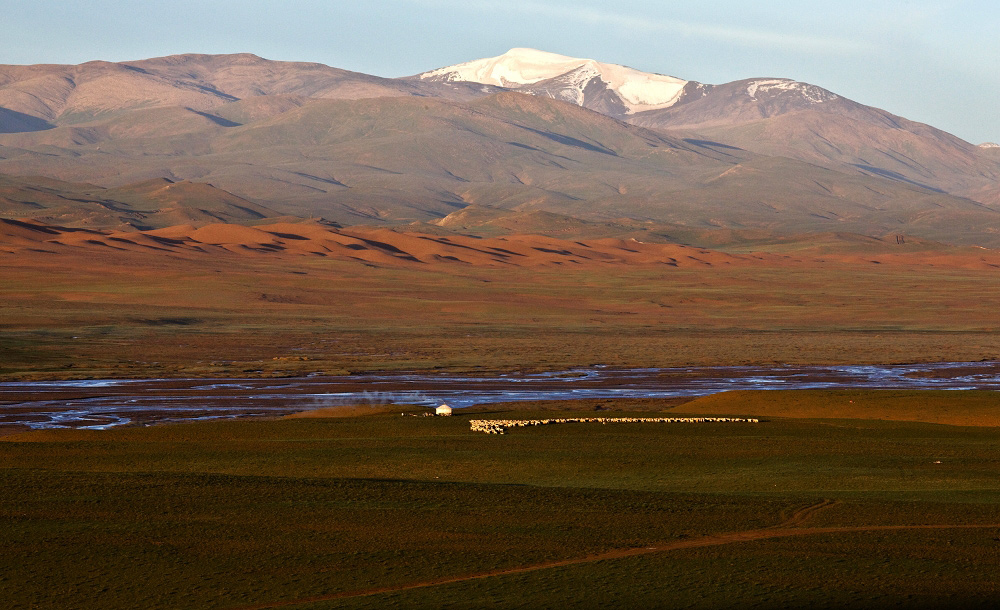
top-left (2, 361), bottom-right (1000, 430)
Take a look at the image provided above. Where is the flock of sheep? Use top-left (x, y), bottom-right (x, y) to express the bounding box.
top-left (468, 416), bottom-right (759, 434)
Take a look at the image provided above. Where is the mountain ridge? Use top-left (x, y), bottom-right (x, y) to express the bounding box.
top-left (0, 52), bottom-right (501, 132)
top-left (416, 49), bottom-right (1000, 205)
top-left (1, 50), bottom-right (999, 247)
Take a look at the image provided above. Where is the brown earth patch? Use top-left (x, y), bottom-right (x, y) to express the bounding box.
top-left (676, 389), bottom-right (1000, 427)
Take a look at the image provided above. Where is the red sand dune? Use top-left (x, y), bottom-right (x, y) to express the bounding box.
top-left (3, 217), bottom-right (1000, 270)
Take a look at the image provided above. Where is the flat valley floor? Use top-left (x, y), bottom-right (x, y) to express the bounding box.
top-left (3, 227), bottom-right (1000, 380)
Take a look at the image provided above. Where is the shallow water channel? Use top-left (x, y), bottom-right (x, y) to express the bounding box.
top-left (3, 361), bottom-right (1000, 430)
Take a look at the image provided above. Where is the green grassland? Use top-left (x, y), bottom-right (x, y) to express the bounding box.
top-left (4, 393), bottom-right (1000, 608)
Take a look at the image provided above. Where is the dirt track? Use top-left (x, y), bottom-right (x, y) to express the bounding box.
top-left (232, 500), bottom-right (1000, 609)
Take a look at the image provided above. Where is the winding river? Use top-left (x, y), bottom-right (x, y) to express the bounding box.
top-left (3, 361), bottom-right (1000, 430)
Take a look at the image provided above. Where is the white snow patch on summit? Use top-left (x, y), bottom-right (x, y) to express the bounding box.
top-left (422, 48), bottom-right (584, 86)
top-left (746, 79), bottom-right (838, 104)
top-left (420, 48), bottom-right (687, 114)
top-left (979, 142), bottom-right (1000, 149)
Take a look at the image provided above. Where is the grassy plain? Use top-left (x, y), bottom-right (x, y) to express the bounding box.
top-left (4, 393), bottom-right (1000, 608)
top-left (3, 242), bottom-right (1000, 380)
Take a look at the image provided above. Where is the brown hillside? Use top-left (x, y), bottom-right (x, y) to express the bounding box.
top-left (0, 53), bottom-right (494, 128)
top-left (0, 173), bottom-right (279, 229)
top-left (2, 54), bottom-right (1000, 247)
top-left (629, 79), bottom-right (1000, 204)
top-left (4, 93), bottom-right (997, 247)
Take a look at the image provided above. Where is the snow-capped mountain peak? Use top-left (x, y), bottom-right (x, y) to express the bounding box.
top-left (419, 48), bottom-right (689, 115)
top-left (421, 48), bottom-right (589, 87)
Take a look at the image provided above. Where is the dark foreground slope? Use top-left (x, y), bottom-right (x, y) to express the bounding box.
top-left (3, 397), bottom-right (1000, 608)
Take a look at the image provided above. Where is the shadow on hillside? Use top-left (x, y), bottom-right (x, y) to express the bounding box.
top-left (0, 108), bottom-right (54, 133)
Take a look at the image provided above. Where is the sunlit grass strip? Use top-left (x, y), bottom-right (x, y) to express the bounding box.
top-left (469, 416), bottom-right (759, 434)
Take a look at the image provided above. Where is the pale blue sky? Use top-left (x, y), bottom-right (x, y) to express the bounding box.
top-left (3, 0), bottom-right (998, 143)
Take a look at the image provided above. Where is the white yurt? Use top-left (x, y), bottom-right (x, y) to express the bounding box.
top-left (435, 404), bottom-right (453, 416)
